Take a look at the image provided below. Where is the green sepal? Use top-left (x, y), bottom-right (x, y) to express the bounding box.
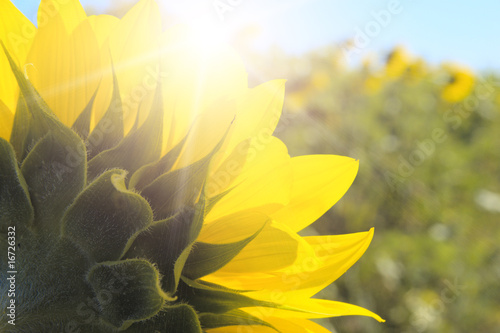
top-left (129, 107), bottom-right (140, 133)
top-left (124, 304), bottom-right (202, 333)
top-left (87, 69), bottom-right (124, 159)
top-left (20, 132), bottom-right (86, 234)
top-left (87, 81), bottom-right (163, 181)
top-left (129, 128), bottom-right (191, 191)
top-left (124, 198), bottom-right (205, 295)
top-left (0, 237), bottom-right (94, 331)
top-left (140, 126), bottom-right (229, 220)
top-left (172, 194), bottom-right (206, 292)
top-left (72, 86), bottom-right (99, 140)
top-left (205, 186), bottom-right (235, 214)
top-left (178, 277), bottom-right (278, 314)
top-left (199, 309), bottom-right (279, 332)
top-left (62, 169), bottom-right (153, 262)
top-left (1, 42), bottom-right (81, 161)
top-left (2, 42), bottom-right (87, 233)
top-left (0, 138), bottom-right (33, 232)
top-left (188, 278), bottom-right (253, 293)
top-left (183, 222), bottom-right (266, 279)
top-left (87, 259), bottom-right (167, 330)
top-left (9, 95), bottom-right (31, 161)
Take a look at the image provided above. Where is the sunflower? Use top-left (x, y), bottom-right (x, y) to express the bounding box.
top-left (384, 46), bottom-right (410, 79)
top-left (440, 65), bottom-right (475, 103)
top-left (0, 0), bottom-right (383, 332)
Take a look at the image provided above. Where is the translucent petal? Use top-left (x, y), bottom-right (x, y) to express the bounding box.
top-left (206, 137), bottom-right (292, 222)
top-left (289, 319), bottom-right (333, 333)
top-left (0, 100), bottom-right (13, 140)
top-left (38, 0), bottom-right (86, 33)
top-left (92, 0), bottom-right (162, 134)
top-left (203, 229), bottom-right (373, 297)
top-left (199, 213), bottom-right (300, 273)
top-left (26, 15), bottom-right (102, 126)
top-left (244, 298), bottom-right (384, 322)
top-left (271, 155), bottom-right (359, 232)
top-left (88, 14), bottom-right (120, 47)
top-left (171, 98), bottom-right (236, 171)
top-left (159, 25), bottom-right (247, 157)
top-left (265, 317), bottom-right (331, 333)
top-left (0, 0), bottom-right (35, 112)
top-left (219, 79), bottom-right (286, 163)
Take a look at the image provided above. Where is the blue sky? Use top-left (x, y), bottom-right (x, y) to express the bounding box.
top-left (11, 0), bottom-right (500, 71)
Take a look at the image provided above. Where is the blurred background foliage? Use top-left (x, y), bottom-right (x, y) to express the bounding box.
top-left (85, 2), bottom-right (500, 332)
top-left (245, 45), bottom-right (500, 332)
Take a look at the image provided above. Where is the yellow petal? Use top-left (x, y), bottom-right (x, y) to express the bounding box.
top-left (199, 214), bottom-right (300, 273)
top-left (87, 14), bottom-right (120, 47)
top-left (89, 38), bottom-right (113, 130)
top-left (0, 99), bottom-right (14, 140)
top-left (265, 318), bottom-right (332, 333)
top-left (289, 319), bottom-right (333, 333)
top-left (181, 76), bottom-right (282, 170)
top-left (294, 228), bottom-right (375, 297)
top-left (204, 229), bottom-right (373, 296)
top-left (0, 0), bottom-right (36, 112)
top-left (26, 16), bottom-right (102, 126)
top-left (171, 98), bottom-right (236, 171)
top-left (244, 298), bottom-right (384, 322)
top-left (205, 138), bottom-right (251, 197)
top-left (93, 0), bottom-right (162, 134)
top-left (199, 211), bottom-right (270, 244)
top-left (159, 25), bottom-right (247, 156)
top-left (206, 137), bottom-right (292, 222)
top-left (38, 0), bottom-right (86, 33)
top-left (271, 155), bottom-right (359, 232)
top-left (84, 15), bottom-right (119, 131)
top-left (220, 79), bottom-right (286, 162)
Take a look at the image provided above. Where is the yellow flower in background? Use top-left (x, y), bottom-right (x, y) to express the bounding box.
top-left (0, 0), bottom-right (383, 332)
top-left (385, 46), bottom-right (410, 79)
top-left (363, 49), bottom-right (428, 93)
top-left (441, 65), bottom-right (475, 103)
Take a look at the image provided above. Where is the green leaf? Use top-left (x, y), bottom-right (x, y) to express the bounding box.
top-left (178, 277), bottom-right (278, 314)
top-left (0, 138), bottom-right (33, 232)
top-left (87, 259), bottom-right (167, 330)
top-left (87, 68), bottom-right (124, 159)
top-left (123, 198), bottom-right (205, 295)
top-left (124, 304), bottom-right (202, 333)
top-left (62, 169), bottom-right (153, 262)
top-left (183, 222), bottom-right (267, 279)
top-left (86, 81), bottom-right (164, 181)
top-left (199, 309), bottom-right (279, 332)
